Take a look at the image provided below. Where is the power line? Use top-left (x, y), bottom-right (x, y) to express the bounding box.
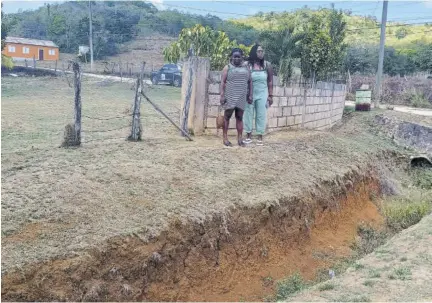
top-left (144, 1), bottom-right (254, 17)
top-left (347, 21), bottom-right (432, 32)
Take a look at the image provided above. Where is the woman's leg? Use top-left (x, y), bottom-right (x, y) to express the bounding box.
top-left (223, 108), bottom-right (234, 146)
top-left (255, 95), bottom-right (267, 143)
top-left (243, 100), bottom-right (254, 140)
top-left (235, 108), bottom-right (245, 146)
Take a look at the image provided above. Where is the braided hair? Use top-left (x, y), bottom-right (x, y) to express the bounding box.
top-left (248, 44), bottom-right (265, 69)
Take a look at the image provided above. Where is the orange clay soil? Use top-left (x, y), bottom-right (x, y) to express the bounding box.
top-left (147, 179), bottom-right (383, 302)
top-left (1, 173), bottom-right (383, 302)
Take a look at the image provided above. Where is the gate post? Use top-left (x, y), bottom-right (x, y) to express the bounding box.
top-left (180, 57), bottom-right (210, 136)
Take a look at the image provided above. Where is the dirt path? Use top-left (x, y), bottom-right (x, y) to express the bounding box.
top-left (345, 101), bottom-right (432, 117)
top-left (288, 214), bottom-right (432, 302)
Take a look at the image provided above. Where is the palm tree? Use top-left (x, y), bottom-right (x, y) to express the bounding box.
top-left (259, 26), bottom-right (304, 85)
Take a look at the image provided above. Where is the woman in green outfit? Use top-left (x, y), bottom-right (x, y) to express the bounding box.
top-left (244, 44), bottom-right (273, 146)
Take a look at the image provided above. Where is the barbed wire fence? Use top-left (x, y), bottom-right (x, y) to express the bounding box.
top-left (53, 60), bottom-right (188, 148)
top-left (16, 57), bottom-right (158, 83)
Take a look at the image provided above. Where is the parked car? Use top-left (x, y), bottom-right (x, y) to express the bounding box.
top-left (150, 64), bottom-right (182, 87)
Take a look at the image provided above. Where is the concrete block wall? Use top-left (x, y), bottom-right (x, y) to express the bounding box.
top-left (205, 72), bottom-right (347, 135)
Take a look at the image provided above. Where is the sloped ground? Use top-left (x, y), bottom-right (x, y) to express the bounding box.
top-left (288, 214), bottom-right (432, 302)
top-left (1, 76), bottom-right (399, 274)
top-left (2, 75), bottom-right (431, 300)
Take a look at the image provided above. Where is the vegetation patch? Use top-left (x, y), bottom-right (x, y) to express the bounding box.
top-left (388, 266), bottom-right (412, 280)
top-left (275, 273), bottom-right (307, 300)
top-left (318, 282), bottom-right (336, 291)
top-left (368, 269), bottom-right (382, 278)
top-left (363, 280), bottom-right (375, 287)
top-left (383, 200), bottom-right (431, 232)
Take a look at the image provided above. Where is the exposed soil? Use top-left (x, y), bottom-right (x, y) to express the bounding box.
top-left (2, 172), bottom-right (383, 302)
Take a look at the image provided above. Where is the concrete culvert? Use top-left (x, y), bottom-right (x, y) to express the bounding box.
top-left (410, 155), bottom-right (432, 168)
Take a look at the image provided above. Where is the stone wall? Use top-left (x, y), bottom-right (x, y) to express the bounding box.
top-left (180, 58), bottom-right (347, 136)
top-left (205, 72), bottom-right (347, 134)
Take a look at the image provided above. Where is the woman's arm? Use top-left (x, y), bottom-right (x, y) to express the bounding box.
top-left (267, 62), bottom-right (274, 106)
top-left (220, 65), bottom-right (228, 105)
top-left (247, 67), bottom-right (253, 104)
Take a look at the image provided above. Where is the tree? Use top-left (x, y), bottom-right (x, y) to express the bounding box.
top-left (395, 27), bottom-right (408, 40)
top-left (411, 43), bottom-right (432, 73)
top-left (344, 45), bottom-right (378, 75)
top-left (1, 3), bottom-right (14, 69)
top-left (163, 24), bottom-right (251, 70)
top-left (259, 26), bottom-right (304, 84)
top-left (383, 47), bottom-right (415, 76)
top-left (300, 8), bottom-right (347, 80)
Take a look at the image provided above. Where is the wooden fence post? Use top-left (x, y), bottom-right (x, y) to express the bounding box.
top-left (55, 60), bottom-right (58, 73)
top-left (62, 62), bottom-right (81, 147)
top-left (33, 55), bottom-right (36, 68)
top-left (128, 62), bottom-right (146, 141)
top-left (180, 56), bottom-right (196, 136)
top-left (190, 57), bottom-right (210, 135)
top-left (72, 62), bottom-right (82, 145)
top-left (25, 59), bottom-right (28, 67)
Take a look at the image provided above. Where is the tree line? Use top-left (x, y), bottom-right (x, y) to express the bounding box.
top-left (3, 1), bottom-right (432, 78)
top-left (3, 1), bottom-right (258, 60)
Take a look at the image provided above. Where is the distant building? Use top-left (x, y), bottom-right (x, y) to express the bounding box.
top-left (2, 37), bottom-right (59, 61)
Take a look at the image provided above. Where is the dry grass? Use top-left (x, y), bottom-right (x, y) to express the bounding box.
top-left (1, 74), bottom-right (405, 274)
top-left (288, 214), bottom-right (432, 302)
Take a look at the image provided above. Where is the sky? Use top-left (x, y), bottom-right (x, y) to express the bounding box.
top-left (2, 0), bottom-right (432, 22)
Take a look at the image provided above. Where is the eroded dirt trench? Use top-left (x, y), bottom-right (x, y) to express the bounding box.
top-left (2, 170), bottom-right (384, 302)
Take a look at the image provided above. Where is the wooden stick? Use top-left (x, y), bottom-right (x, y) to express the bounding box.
top-left (62, 62), bottom-right (72, 88)
top-left (181, 57), bottom-right (194, 137)
top-left (140, 89), bottom-right (193, 141)
top-left (128, 63), bottom-right (146, 141)
top-left (72, 61), bottom-right (82, 146)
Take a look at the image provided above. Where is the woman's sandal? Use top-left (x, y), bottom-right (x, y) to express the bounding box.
top-left (223, 140), bottom-right (233, 147)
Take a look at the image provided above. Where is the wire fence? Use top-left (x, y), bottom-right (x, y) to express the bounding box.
top-left (12, 58), bottom-right (157, 81)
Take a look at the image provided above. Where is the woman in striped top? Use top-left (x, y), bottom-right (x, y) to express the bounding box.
top-left (220, 48), bottom-right (253, 147)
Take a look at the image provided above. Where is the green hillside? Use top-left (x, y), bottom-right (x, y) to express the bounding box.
top-left (232, 9), bottom-right (432, 50)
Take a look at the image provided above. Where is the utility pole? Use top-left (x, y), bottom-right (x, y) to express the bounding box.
top-left (88, 0), bottom-right (94, 72)
top-left (375, 0), bottom-right (388, 108)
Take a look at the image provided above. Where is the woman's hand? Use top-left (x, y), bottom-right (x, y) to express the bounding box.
top-left (247, 95), bottom-right (253, 104)
top-left (267, 95), bottom-right (273, 106)
top-left (220, 95), bottom-right (226, 105)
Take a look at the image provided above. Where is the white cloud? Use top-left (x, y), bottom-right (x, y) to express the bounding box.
top-left (149, 0), bottom-right (165, 10)
top-left (423, 1), bottom-right (432, 8)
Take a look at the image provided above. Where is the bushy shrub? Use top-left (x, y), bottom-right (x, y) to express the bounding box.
top-left (349, 75), bottom-right (432, 107)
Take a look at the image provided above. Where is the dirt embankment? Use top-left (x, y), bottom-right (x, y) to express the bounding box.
top-left (2, 168), bottom-right (384, 302)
